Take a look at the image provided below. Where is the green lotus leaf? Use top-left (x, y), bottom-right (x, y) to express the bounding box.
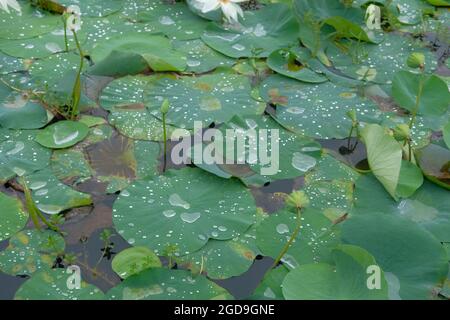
top-left (106, 268), bottom-right (231, 300)
top-left (250, 266), bottom-right (289, 300)
top-left (0, 229), bottom-right (65, 276)
top-left (201, 4), bottom-right (299, 58)
top-left (0, 192), bottom-right (28, 242)
top-left (0, 129), bottom-right (51, 183)
top-left (360, 123), bottom-right (403, 199)
top-left (282, 245), bottom-right (389, 300)
top-left (23, 168), bottom-right (93, 215)
top-left (0, 82), bottom-right (49, 129)
top-left (112, 168), bottom-right (256, 255)
top-left (256, 208), bottom-right (340, 268)
top-left (112, 246), bottom-right (162, 279)
top-left (15, 268), bottom-right (104, 300)
top-left (342, 213), bottom-right (448, 299)
top-left (0, 52), bottom-right (23, 74)
top-left (144, 72), bottom-right (265, 129)
top-left (91, 33), bottom-right (186, 72)
top-left (36, 120), bottom-right (89, 149)
top-left (392, 71), bottom-right (450, 116)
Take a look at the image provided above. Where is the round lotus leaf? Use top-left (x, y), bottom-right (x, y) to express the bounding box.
top-left (0, 192), bottom-right (28, 242)
top-left (0, 29), bottom-right (87, 59)
top-left (90, 33), bottom-right (186, 72)
top-left (14, 268), bottom-right (104, 300)
top-left (36, 121), bottom-right (89, 149)
top-left (352, 174), bottom-right (450, 242)
top-left (0, 229), bottom-right (65, 276)
top-left (256, 208), bottom-right (340, 268)
top-left (282, 245), bottom-right (389, 300)
top-left (112, 246), bottom-right (162, 279)
top-left (59, 0), bottom-right (124, 17)
top-left (260, 74), bottom-right (384, 139)
top-left (144, 72), bottom-right (265, 129)
top-left (113, 168), bottom-right (256, 255)
top-left (24, 168), bottom-right (92, 215)
top-left (342, 212), bottom-right (449, 299)
top-left (0, 129), bottom-right (51, 183)
top-left (136, 2), bottom-right (209, 40)
top-left (0, 5), bottom-right (60, 40)
top-left (173, 39), bottom-right (235, 73)
top-left (106, 268), bottom-right (231, 300)
top-left (0, 83), bottom-right (49, 129)
top-left (201, 4), bottom-right (299, 58)
top-left (83, 134), bottom-right (161, 193)
top-left (267, 49), bottom-right (328, 83)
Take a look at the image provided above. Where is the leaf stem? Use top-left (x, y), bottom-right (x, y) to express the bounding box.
top-left (162, 112), bottom-right (167, 173)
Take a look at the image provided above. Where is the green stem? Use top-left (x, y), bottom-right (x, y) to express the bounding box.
top-left (70, 30), bottom-right (84, 120)
top-left (408, 71), bottom-right (425, 130)
top-left (162, 112), bottom-right (167, 173)
top-left (347, 125), bottom-right (354, 150)
top-left (270, 206), bottom-right (302, 270)
top-left (62, 17), bottom-right (69, 52)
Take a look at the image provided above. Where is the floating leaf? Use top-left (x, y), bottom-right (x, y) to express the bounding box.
top-left (36, 121), bottom-right (89, 149)
top-left (107, 268), bottom-right (231, 300)
top-left (0, 192), bottom-right (28, 242)
top-left (0, 129), bottom-right (51, 183)
top-left (416, 144), bottom-right (450, 189)
top-left (112, 246), bottom-right (162, 279)
top-left (256, 208), bottom-right (340, 268)
top-left (15, 268), bottom-right (104, 300)
top-left (91, 33), bottom-right (186, 72)
top-left (282, 245), bottom-right (389, 300)
top-left (0, 229), bottom-right (65, 276)
top-left (113, 168), bottom-right (256, 254)
top-left (144, 72), bottom-right (265, 129)
top-left (24, 168), bottom-right (92, 215)
top-left (392, 71), bottom-right (450, 116)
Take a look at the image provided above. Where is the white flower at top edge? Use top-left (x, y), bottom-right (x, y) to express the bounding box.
top-left (0, 0), bottom-right (21, 14)
top-left (65, 4), bottom-right (82, 32)
top-left (196, 0), bottom-right (247, 23)
top-left (365, 4), bottom-right (381, 30)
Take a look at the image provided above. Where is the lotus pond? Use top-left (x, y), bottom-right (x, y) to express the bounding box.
top-left (0, 0), bottom-right (449, 301)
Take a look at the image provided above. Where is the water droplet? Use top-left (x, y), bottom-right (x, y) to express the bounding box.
top-left (218, 226), bottom-right (227, 232)
top-left (53, 130), bottom-right (79, 146)
top-left (159, 16), bottom-right (175, 25)
top-left (169, 193), bottom-right (190, 209)
top-left (187, 60), bottom-right (201, 67)
top-left (35, 189), bottom-right (48, 196)
top-left (276, 223), bottom-right (289, 234)
top-left (163, 209), bottom-right (176, 218)
top-left (37, 204), bottom-right (63, 215)
top-left (291, 152), bottom-right (316, 172)
top-left (29, 181), bottom-right (47, 190)
top-left (6, 141), bottom-right (24, 155)
top-left (45, 42), bottom-right (62, 53)
top-left (232, 44), bottom-right (245, 51)
top-left (286, 107), bottom-right (305, 114)
top-left (180, 212), bottom-right (201, 223)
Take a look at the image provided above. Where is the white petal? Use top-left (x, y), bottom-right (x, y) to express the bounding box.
top-left (6, 0), bottom-right (20, 13)
top-left (221, 2), bottom-right (238, 22)
top-left (201, 0), bottom-right (220, 13)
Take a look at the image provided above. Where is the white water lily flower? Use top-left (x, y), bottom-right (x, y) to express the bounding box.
top-left (365, 4), bottom-right (381, 30)
top-left (0, 0), bottom-right (21, 14)
top-left (197, 0), bottom-right (247, 23)
top-left (65, 5), bottom-right (82, 32)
